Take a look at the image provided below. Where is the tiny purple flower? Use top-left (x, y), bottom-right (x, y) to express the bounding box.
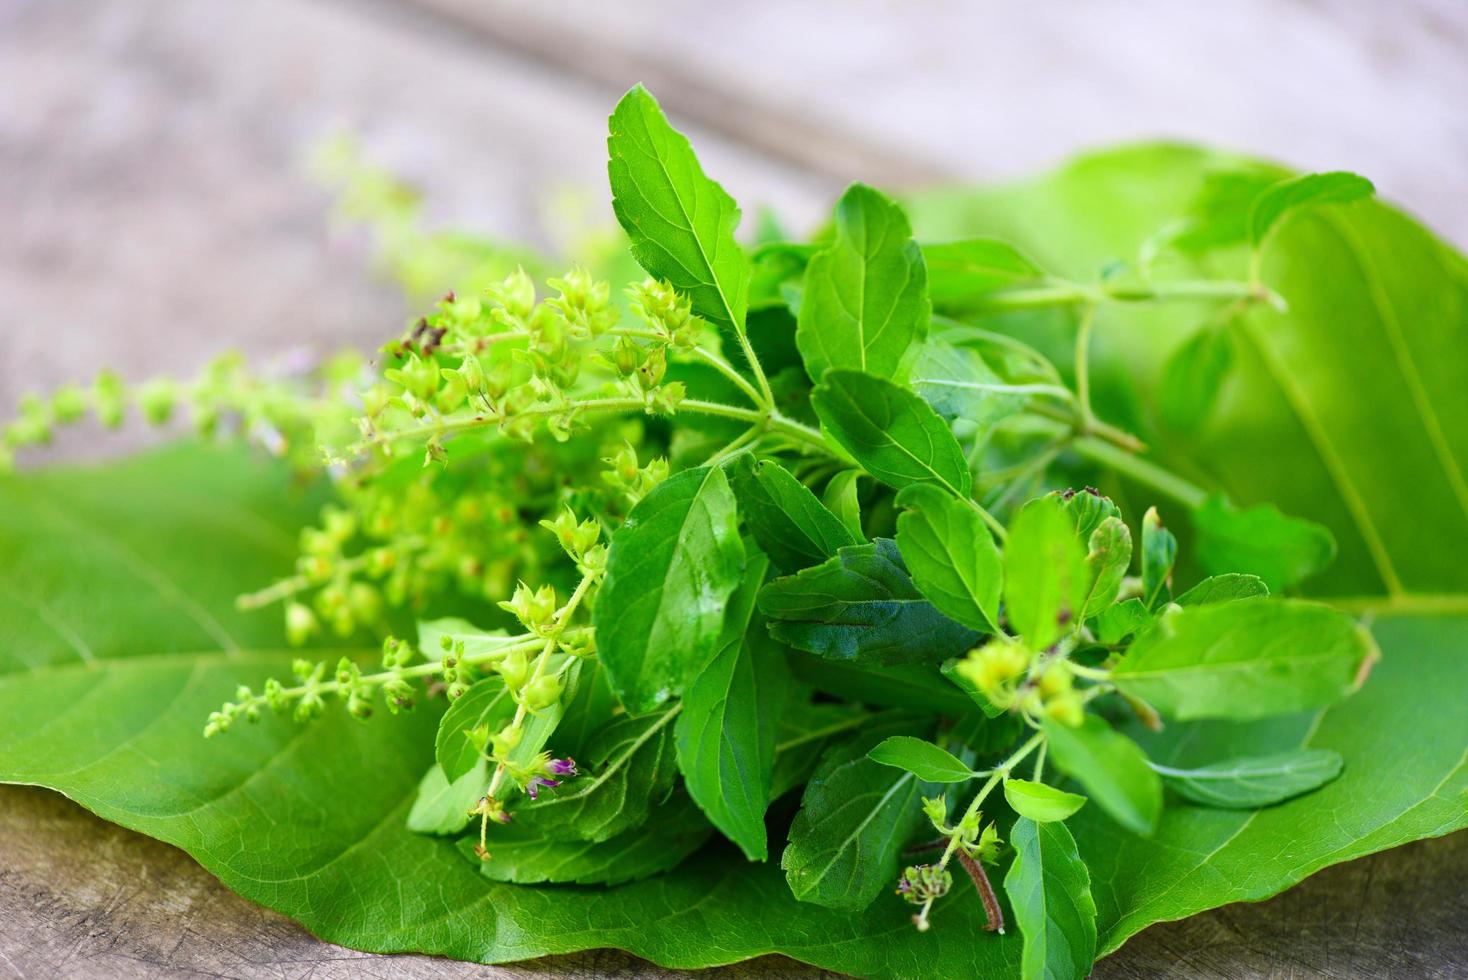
top-left (546, 757), bottom-right (577, 777)
top-left (525, 775), bottom-right (561, 800)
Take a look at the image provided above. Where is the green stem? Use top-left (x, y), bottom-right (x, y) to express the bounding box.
top-left (373, 396), bottom-right (830, 457)
top-left (914, 733), bottom-right (1044, 930)
top-left (1074, 303), bottom-right (1097, 430)
top-left (976, 277), bottom-right (1275, 312)
top-left (1069, 435), bottom-right (1208, 510)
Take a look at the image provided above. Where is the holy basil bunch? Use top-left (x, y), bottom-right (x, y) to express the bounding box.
top-left (6, 82), bottom-right (1390, 980)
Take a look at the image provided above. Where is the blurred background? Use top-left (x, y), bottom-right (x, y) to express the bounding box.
top-left (4, 1), bottom-right (1468, 976)
top-left (5, 0), bottom-right (1468, 431)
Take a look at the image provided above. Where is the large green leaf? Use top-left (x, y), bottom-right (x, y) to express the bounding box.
top-left (1151, 748), bottom-right (1344, 809)
top-left (907, 144), bottom-right (1468, 602)
top-left (797, 183), bottom-right (929, 382)
top-left (593, 465), bottom-right (745, 713)
top-left (1079, 613), bottom-right (1468, 955)
top-left (674, 552), bottom-right (789, 861)
top-left (607, 84), bottom-right (748, 334)
top-left (0, 445), bottom-right (1024, 976)
top-left (1004, 495), bottom-right (1089, 649)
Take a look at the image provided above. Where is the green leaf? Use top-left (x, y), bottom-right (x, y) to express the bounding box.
top-left (594, 465), bottom-right (745, 713)
top-left (726, 455), bottom-right (858, 573)
top-left (514, 706), bottom-right (681, 842)
top-left (1057, 488), bottom-right (1122, 541)
top-left (822, 469), bottom-right (865, 539)
top-left (1005, 496), bottom-right (1088, 649)
top-left (1192, 495), bottom-right (1337, 592)
top-left (1044, 717), bottom-right (1162, 836)
top-left (1004, 779), bottom-right (1088, 822)
top-left (812, 370), bottom-right (971, 496)
top-left (1152, 749), bottom-right (1344, 809)
top-left (782, 717), bottom-right (933, 909)
top-left (790, 653), bottom-right (980, 717)
top-left (463, 791), bottom-right (712, 886)
top-left (909, 336), bottom-right (1027, 431)
top-left (1174, 573), bottom-right (1269, 606)
top-left (797, 183), bottom-right (929, 382)
top-left (867, 735), bottom-right (977, 783)
top-left (607, 84), bottom-right (748, 334)
top-left (675, 552), bottom-right (789, 860)
top-left (1005, 817), bottom-right (1098, 980)
top-left (758, 539), bottom-right (980, 666)
top-left (1093, 597), bottom-right (1150, 644)
top-left (894, 483), bottom-right (1003, 633)
top-left (407, 760), bottom-right (487, 835)
top-left (1113, 599), bottom-right (1379, 721)
top-left (770, 700), bottom-right (873, 800)
top-left (922, 237), bottom-right (1044, 308)
top-left (1140, 507), bottom-right (1177, 610)
top-left (1249, 171), bottom-right (1375, 246)
top-left (1157, 322), bottom-right (1234, 432)
top-left (436, 675), bottom-right (511, 781)
top-left (1079, 516), bottom-right (1132, 622)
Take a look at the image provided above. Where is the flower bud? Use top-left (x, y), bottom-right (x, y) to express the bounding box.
top-left (285, 602), bottom-right (318, 646)
top-left (523, 674), bottom-right (562, 711)
top-left (497, 648), bottom-right (529, 690)
top-left (490, 722), bottom-right (523, 758)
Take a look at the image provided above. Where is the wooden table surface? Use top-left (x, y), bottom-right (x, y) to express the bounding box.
top-left (2, 0), bottom-right (1466, 976)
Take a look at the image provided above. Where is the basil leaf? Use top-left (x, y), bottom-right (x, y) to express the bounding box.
top-left (770, 700), bottom-right (872, 801)
top-left (1158, 322), bottom-right (1234, 432)
top-left (867, 735), bottom-right (977, 784)
top-left (1112, 599), bottom-right (1379, 721)
top-left (922, 237), bottom-right (1044, 309)
top-left (1044, 717), bottom-right (1162, 836)
top-left (1192, 495), bottom-right (1337, 592)
top-left (822, 468), bottom-right (865, 539)
top-left (1249, 171), bottom-right (1375, 246)
top-left (607, 85), bottom-right (748, 334)
top-left (514, 706), bottom-right (680, 842)
top-left (407, 760), bottom-right (487, 835)
top-left (1057, 488), bottom-right (1123, 541)
top-left (812, 370), bottom-right (971, 496)
top-left (1153, 749), bottom-right (1344, 809)
top-left (1093, 597), bottom-right (1150, 644)
top-left (675, 552), bottom-right (789, 861)
top-left (791, 653), bottom-right (979, 717)
top-left (1005, 495), bottom-right (1089, 649)
top-left (894, 483), bottom-right (1003, 633)
top-left (1079, 516), bottom-right (1132, 622)
top-left (797, 183), bottom-right (928, 382)
top-left (1004, 779), bottom-right (1087, 823)
top-left (594, 465), bottom-right (745, 713)
top-left (782, 717), bottom-right (933, 909)
top-left (463, 790), bottom-right (712, 886)
top-left (758, 539), bottom-right (979, 666)
top-left (1140, 507), bottom-right (1177, 610)
top-left (435, 677), bottom-right (513, 781)
top-left (909, 336), bottom-right (1026, 432)
top-left (1174, 573), bottom-right (1269, 607)
top-left (1005, 817), bottom-right (1098, 980)
top-left (726, 454), bottom-right (858, 573)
